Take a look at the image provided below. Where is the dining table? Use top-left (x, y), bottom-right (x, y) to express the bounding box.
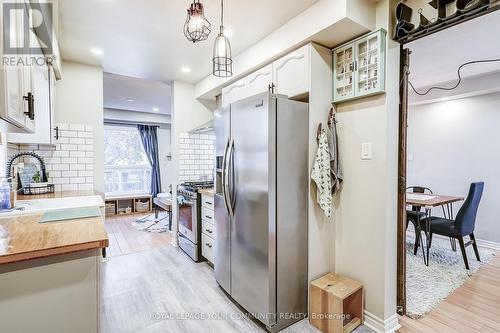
top-left (406, 192), bottom-right (464, 266)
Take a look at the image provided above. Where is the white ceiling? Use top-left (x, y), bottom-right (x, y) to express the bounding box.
top-left (59, 0), bottom-right (318, 84)
top-left (103, 73), bottom-right (171, 114)
top-left (408, 10), bottom-right (500, 89)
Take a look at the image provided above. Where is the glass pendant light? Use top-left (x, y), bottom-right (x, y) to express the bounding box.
top-left (183, 0), bottom-right (211, 43)
top-left (212, 0), bottom-right (232, 77)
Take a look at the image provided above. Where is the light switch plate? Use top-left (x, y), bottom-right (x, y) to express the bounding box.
top-left (361, 142), bottom-right (372, 160)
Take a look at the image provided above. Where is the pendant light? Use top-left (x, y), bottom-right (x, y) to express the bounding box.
top-left (212, 0), bottom-right (232, 77)
top-left (183, 0), bottom-right (211, 43)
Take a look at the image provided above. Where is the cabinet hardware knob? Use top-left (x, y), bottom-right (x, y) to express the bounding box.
top-left (205, 243), bottom-right (212, 248)
top-left (205, 229), bottom-right (212, 233)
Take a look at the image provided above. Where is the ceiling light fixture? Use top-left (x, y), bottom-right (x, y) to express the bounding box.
top-left (152, 107), bottom-right (160, 112)
top-left (212, 0), bottom-right (232, 77)
top-left (126, 98), bottom-right (135, 102)
top-left (90, 48), bottom-right (103, 55)
top-left (181, 67), bottom-right (191, 73)
top-left (183, 0), bottom-right (211, 43)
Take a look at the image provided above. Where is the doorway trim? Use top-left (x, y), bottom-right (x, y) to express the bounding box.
top-left (396, 46), bottom-right (410, 315)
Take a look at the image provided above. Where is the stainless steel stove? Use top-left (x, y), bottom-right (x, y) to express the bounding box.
top-left (177, 181), bottom-right (214, 262)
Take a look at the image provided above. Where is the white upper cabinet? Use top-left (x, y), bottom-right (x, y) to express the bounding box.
top-left (273, 45), bottom-right (310, 98)
top-left (221, 78), bottom-right (247, 107)
top-left (333, 29), bottom-right (386, 103)
top-left (220, 44), bottom-right (312, 107)
top-left (0, 0), bottom-right (37, 132)
top-left (9, 64), bottom-right (54, 145)
top-left (246, 64), bottom-right (273, 98)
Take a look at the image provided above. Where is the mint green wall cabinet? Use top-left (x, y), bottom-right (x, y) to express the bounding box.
top-left (333, 29), bottom-right (386, 103)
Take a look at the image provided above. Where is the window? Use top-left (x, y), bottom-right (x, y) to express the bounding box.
top-left (104, 125), bottom-right (151, 195)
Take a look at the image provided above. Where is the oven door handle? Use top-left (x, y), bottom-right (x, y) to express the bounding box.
top-left (222, 138), bottom-right (231, 216)
top-left (224, 138), bottom-right (234, 218)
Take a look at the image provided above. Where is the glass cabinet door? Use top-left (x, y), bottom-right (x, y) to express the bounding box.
top-left (333, 44), bottom-right (355, 102)
top-left (354, 30), bottom-right (385, 97)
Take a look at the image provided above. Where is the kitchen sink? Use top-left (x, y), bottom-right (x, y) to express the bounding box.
top-left (0, 196), bottom-right (105, 221)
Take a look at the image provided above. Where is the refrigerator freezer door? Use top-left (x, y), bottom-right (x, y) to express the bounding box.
top-left (214, 107), bottom-right (231, 159)
top-left (214, 193), bottom-right (231, 293)
top-left (230, 93), bottom-right (276, 327)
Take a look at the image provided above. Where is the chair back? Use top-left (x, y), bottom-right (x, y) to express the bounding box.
top-left (407, 186), bottom-right (433, 212)
top-left (454, 182), bottom-right (484, 236)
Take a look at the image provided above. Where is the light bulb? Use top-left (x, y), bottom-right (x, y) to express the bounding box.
top-left (188, 14), bottom-right (203, 32)
top-left (215, 36), bottom-right (227, 58)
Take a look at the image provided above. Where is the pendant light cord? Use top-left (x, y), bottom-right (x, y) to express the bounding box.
top-left (220, 0), bottom-right (224, 31)
top-left (404, 58), bottom-right (500, 96)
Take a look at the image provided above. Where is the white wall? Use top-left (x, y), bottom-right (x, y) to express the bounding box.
top-left (194, 0), bottom-right (378, 99)
top-left (407, 92), bottom-right (500, 243)
top-left (171, 81), bottom-right (214, 245)
top-left (333, 0), bottom-right (400, 329)
top-left (55, 61), bottom-right (104, 196)
top-left (157, 127), bottom-right (173, 194)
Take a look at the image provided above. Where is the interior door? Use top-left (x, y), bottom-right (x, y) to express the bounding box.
top-left (230, 93), bottom-right (274, 326)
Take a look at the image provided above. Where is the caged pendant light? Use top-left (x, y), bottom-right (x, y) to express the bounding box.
top-left (212, 0), bottom-right (232, 77)
top-left (183, 0), bottom-right (211, 43)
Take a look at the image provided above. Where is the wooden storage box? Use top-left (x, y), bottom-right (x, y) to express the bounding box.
top-left (309, 273), bottom-right (363, 333)
top-left (105, 202), bottom-right (116, 217)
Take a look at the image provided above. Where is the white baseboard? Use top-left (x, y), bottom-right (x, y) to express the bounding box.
top-left (407, 230), bottom-right (500, 251)
top-left (476, 239), bottom-right (500, 251)
top-left (364, 311), bottom-right (400, 333)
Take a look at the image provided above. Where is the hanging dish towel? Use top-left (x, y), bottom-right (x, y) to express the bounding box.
top-left (327, 114), bottom-right (343, 194)
top-left (311, 126), bottom-right (332, 218)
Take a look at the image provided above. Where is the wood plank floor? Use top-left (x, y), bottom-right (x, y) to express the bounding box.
top-left (104, 213), bottom-right (173, 257)
top-left (398, 251), bottom-right (500, 333)
top-left (101, 242), bottom-right (374, 333)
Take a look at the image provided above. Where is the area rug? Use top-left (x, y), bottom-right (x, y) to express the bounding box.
top-left (406, 232), bottom-right (495, 319)
top-left (131, 212), bottom-right (171, 233)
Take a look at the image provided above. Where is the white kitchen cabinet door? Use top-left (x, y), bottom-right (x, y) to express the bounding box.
top-left (9, 64), bottom-right (53, 144)
top-left (354, 29), bottom-right (386, 98)
top-left (333, 43), bottom-right (355, 102)
top-left (0, 0), bottom-right (35, 132)
top-left (20, 0), bottom-right (35, 132)
top-left (0, 1), bottom-right (25, 129)
top-left (273, 45), bottom-right (310, 98)
top-left (221, 78), bottom-right (247, 107)
top-left (246, 64), bottom-right (273, 98)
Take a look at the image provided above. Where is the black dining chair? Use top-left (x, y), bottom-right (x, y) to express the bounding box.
top-left (427, 182), bottom-right (484, 270)
top-left (406, 186), bottom-right (433, 255)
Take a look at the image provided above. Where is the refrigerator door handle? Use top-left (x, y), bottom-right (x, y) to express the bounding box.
top-left (222, 138), bottom-right (231, 216)
top-left (225, 138), bottom-right (235, 218)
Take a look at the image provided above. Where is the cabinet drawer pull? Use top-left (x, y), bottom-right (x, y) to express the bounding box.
top-left (205, 215), bottom-right (212, 219)
top-left (205, 201), bottom-right (213, 205)
top-left (205, 243), bottom-right (213, 248)
top-left (205, 229), bottom-right (213, 234)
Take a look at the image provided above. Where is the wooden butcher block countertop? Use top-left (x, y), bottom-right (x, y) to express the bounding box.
top-left (0, 191), bottom-right (108, 265)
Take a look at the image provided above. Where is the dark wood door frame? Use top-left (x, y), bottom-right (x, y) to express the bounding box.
top-left (397, 46), bottom-right (411, 315)
top-left (395, 4), bottom-right (500, 317)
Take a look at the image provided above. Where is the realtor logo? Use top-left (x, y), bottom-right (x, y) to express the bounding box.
top-left (2, 2), bottom-right (53, 55)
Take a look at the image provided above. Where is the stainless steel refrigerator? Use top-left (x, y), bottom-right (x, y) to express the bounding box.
top-left (214, 92), bottom-right (308, 332)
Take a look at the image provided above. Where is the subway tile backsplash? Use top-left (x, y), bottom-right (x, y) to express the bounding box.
top-left (8, 123), bottom-right (95, 192)
top-left (178, 132), bottom-right (215, 182)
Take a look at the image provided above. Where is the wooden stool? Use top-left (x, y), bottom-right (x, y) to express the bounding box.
top-left (309, 273), bottom-right (364, 333)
